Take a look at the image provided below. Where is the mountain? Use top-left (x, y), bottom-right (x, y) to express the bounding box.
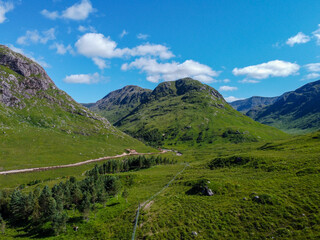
top-left (248, 79), bottom-right (320, 134)
top-left (87, 85), bottom-right (152, 124)
top-left (230, 96), bottom-right (279, 113)
top-left (110, 78), bottom-right (287, 147)
top-left (0, 45), bottom-right (151, 170)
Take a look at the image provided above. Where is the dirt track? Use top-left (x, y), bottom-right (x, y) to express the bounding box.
top-left (0, 150), bottom-right (167, 175)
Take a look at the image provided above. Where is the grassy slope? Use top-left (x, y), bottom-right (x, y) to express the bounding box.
top-left (1, 132), bottom-right (320, 239)
top-left (249, 80), bottom-right (320, 134)
top-left (0, 46), bottom-right (153, 171)
top-left (115, 79), bottom-right (287, 148)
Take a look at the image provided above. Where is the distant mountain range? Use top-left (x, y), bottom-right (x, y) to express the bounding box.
top-left (86, 78), bottom-right (286, 147)
top-left (230, 96), bottom-right (279, 114)
top-left (230, 80), bottom-right (320, 134)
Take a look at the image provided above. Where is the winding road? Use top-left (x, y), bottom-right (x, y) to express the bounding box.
top-left (0, 149), bottom-right (168, 175)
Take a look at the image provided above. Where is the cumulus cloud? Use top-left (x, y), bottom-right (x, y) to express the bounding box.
top-left (305, 63), bottom-right (320, 72)
top-left (92, 57), bottom-right (108, 70)
top-left (41, 9), bottom-right (59, 20)
top-left (238, 79), bottom-right (260, 84)
top-left (50, 43), bottom-right (74, 55)
top-left (286, 32), bottom-right (310, 47)
top-left (137, 33), bottom-right (149, 40)
top-left (120, 29), bottom-right (128, 38)
top-left (17, 28), bottom-right (55, 45)
top-left (0, 1), bottom-right (13, 23)
top-left (232, 60), bottom-right (300, 80)
top-left (224, 96), bottom-right (243, 102)
top-left (302, 73), bottom-right (320, 81)
top-left (121, 57), bottom-right (219, 83)
top-left (75, 33), bottom-right (174, 60)
top-left (78, 25), bottom-right (96, 33)
top-left (64, 72), bottom-right (101, 84)
top-left (219, 86), bottom-right (238, 91)
top-left (41, 0), bottom-right (94, 21)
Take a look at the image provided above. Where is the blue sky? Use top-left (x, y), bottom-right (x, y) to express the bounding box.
top-left (1, 0), bottom-right (320, 103)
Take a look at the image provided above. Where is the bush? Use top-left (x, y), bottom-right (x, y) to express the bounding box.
top-left (208, 156), bottom-right (252, 169)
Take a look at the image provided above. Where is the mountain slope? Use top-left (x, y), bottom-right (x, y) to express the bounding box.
top-left (230, 96), bottom-right (279, 113)
top-left (0, 45), bottom-right (151, 170)
top-left (87, 85), bottom-right (152, 124)
top-left (248, 79), bottom-right (320, 134)
top-left (113, 78), bottom-right (287, 147)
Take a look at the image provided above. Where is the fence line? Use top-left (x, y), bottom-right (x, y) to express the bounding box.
top-left (131, 163), bottom-right (189, 240)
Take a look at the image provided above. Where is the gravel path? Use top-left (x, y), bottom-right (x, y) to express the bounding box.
top-left (0, 149), bottom-right (167, 175)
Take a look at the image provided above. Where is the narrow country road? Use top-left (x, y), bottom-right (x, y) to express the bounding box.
top-left (0, 149), bottom-right (168, 175)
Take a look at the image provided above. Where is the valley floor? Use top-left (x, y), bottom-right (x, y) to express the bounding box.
top-left (1, 132), bottom-right (320, 239)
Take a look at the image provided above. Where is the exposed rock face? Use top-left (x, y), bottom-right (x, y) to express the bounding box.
top-left (0, 45), bottom-right (57, 108)
top-left (0, 44), bottom-right (111, 130)
top-left (0, 45), bottom-right (54, 87)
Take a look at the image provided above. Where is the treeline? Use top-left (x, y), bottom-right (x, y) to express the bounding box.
top-left (0, 174), bottom-right (120, 236)
top-left (0, 156), bottom-right (176, 237)
top-left (86, 155), bottom-right (176, 176)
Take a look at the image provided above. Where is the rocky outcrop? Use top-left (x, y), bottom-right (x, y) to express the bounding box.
top-left (0, 44), bottom-right (111, 129)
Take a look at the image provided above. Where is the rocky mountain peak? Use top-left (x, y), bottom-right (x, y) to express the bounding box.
top-left (0, 45), bottom-right (59, 108)
top-left (0, 45), bottom-right (55, 90)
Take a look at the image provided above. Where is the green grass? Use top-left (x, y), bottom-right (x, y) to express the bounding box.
top-left (1, 132), bottom-right (320, 239)
top-left (0, 126), bottom-right (153, 171)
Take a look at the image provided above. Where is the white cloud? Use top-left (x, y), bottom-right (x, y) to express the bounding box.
top-left (238, 79), bottom-right (260, 84)
top-left (128, 43), bottom-right (174, 59)
top-left (78, 25), bottom-right (96, 33)
top-left (62, 0), bottom-right (94, 20)
top-left (7, 44), bottom-right (50, 68)
top-left (64, 72), bottom-right (101, 84)
top-left (0, 1), bottom-right (13, 23)
top-left (222, 79), bottom-right (230, 83)
top-left (92, 57), bottom-right (107, 70)
top-left (41, 0), bottom-right (94, 21)
top-left (41, 9), bottom-right (59, 20)
top-left (17, 28), bottom-right (55, 45)
top-left (312, 24), bottom-right (320, 45)
top-left (305, 63), bottom-right (320, 72)
top-left (75, 33), bottom-right (174, 60)
top-left (137, 33), bottom-right (149, 40)
top-left (286, 32), bottom-right (310, 47)
top-left (219, 86), bottom-right (238, 91)
top-left (232, 60), bottom-right (300, 79)
top-left (224, 96), bottom-right (243, 102)
top-left (75, 33), bottom-right (122, 58)
top-left (121, 57), bottom-right (219, 83)
top-left (302, 73), bottom-right (320, 81)
top-left (120, 29), bottom-right (128, 38)
top-left (50, 43), bottom-right (74, 55)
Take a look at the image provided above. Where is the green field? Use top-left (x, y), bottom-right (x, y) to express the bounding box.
top-left (1, 131), bottom-right (319, 239)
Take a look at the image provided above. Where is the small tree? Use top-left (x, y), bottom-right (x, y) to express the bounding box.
top-left (122, 189), bottom-right (129, 203)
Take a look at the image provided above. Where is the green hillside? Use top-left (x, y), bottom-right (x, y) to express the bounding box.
top-left (247, 79), bottom-right (320, 134)
top-left (114, 78), bottom-right (287, 147)
top-left (87, 85), bottom-right (152, 124)
top-left (0, 45), bottom-right (152, 171)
